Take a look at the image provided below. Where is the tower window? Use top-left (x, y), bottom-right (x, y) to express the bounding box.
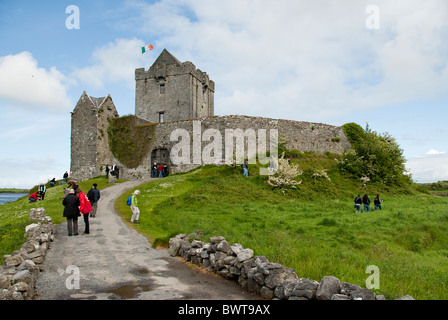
top-left (159, 112), bottom-right (165, 123)
top-left (160, 84), bottom-right (165, 94)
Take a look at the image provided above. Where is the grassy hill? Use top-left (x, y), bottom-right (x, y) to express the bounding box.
top-left (115, 154), bottom-right (448, 300)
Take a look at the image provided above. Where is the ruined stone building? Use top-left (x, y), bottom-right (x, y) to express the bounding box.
top-left (70, 49), bottom-right (350, 181)
top-left (70, 92), bottom-right (118, 180)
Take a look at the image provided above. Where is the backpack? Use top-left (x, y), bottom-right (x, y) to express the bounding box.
top-left (126, 195), bottom-right (132, 206)
top-left (87, 189), bottom-right (95, 202)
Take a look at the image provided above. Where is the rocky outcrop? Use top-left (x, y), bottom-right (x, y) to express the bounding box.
top-left (169, 233), bottom-right (414, 301)
top-left (0, 208), bottom-right (54, 300)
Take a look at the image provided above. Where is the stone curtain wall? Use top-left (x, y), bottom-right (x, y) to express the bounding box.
top-left (169, 233), bottom-right (415, 300)
top-left (119, 115), bottom-right (351, 179)
top-left (0, 208), bottom-right (54, 300)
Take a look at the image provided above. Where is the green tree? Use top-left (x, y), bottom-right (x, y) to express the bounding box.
top-left (339, 123), bottom-right (411, 185)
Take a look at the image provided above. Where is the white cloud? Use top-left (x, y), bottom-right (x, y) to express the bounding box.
top-left (426, 149), bottom-right (446, 155)
top-left (0, 51), bottom-right (72, 111)
top-left (123, 0), bottom-right (448, 121)
top-left (0, 156), bottom-right (63, 189)
top-left (407, 152), bottom-right (448, 183)
top-left (71, 38), bottom-right (148, 89)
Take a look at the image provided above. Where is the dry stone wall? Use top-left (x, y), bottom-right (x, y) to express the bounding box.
top-left (0, 208), bottom-right (54, 300)
top-left (169, 232), bottom-right (414, 301)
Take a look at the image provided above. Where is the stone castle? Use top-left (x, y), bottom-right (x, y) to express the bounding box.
top-left (70, 49), bottom-right (350, 181)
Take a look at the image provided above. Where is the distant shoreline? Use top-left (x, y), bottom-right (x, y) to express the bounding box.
top-left (0, 188), bottom-right (29, 194)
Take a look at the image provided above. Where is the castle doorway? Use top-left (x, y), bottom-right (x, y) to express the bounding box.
top-left (151, 148), bottom-right (170, 177)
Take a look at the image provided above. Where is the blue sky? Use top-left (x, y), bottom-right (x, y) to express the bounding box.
top-left (1, 0), bottom-right (448, 188)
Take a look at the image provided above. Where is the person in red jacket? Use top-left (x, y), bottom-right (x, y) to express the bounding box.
top-left (28, 192), bottom-right (40, 203)
top-left (75, 186), bottom-right (92, 235)
top-left (158, 164), bottom-right (164, 178)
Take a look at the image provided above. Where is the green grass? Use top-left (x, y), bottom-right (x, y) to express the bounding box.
top-left (115, 161), bottom-right (448, 300)
top-left (0, 177), bottom-right (124, 264)
top-left (0, 188), bottom-right (29, 193)
top-left (3, 155), bottom-right (448, 300)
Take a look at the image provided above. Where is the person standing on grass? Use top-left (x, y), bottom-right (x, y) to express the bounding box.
top-left (130, 190), bottom-right (141, 224)
top-left (38, 184), bottom-right (46, 200)
top-left (374, 194), bottom-right (383, 211)
top-left (63, 189), bottom-right (80, 236)
top-left (242, 159), bottom-right (249, 177)
top-left (87, 183), bottom-right (101, 218)
top-left (363, 194), bottom-right (371, 213)
top-left (354, 194), bottom-right (362, 213)
top-left (75, 186), bottom-right (93, 235)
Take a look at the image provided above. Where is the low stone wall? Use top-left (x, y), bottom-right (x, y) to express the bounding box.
top-left (0, 208), bottom-right (54, 300)
top-left (169, 232), bottom-right (415, 300)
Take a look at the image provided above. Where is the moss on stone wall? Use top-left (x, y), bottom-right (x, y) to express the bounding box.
top-left (107, 115), bottom-right (155, 169)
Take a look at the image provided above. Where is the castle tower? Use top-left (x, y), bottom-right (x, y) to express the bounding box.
top-left (135, 49), bottom-right (215, 123)
top-left (70, 91), bottom-right (118, 180)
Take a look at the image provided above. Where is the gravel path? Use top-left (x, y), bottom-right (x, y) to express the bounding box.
top-left (36, 179), bottom-right (257, 300)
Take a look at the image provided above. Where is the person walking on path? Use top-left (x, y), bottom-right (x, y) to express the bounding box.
top-left (363, 194), bottom-right (371, 213)
top-left (62, 189), bottom-right (80, 236)
top-left (130, 190), bottom-right (141, 223)
top-left (76, 186), bottom-right (93, 235)
top-left (374, 194), bottom-right (383, 211)
top-left (87, 183), bottom-right (101, 218)
top-left (354, 194), bottom-right (362, 213)
top-left (105, 165), bottom-right (110, 179)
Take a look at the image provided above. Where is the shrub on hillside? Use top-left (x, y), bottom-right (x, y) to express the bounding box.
top-left (339, 123), bottom-right (411, 186)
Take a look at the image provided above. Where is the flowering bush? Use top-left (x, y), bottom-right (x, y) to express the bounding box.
top-left (267, 154), bottom-right (302, 193)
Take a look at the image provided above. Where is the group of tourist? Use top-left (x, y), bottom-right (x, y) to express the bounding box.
top-left (151, 162), bottom-right (169, 178)
top-left (62, 181), bottom-right (101, 236)
top-left (354, 193), bottom-right (383, 213)
top-left (28, 184), bottom-right (47, 203)
top-left (62, 180), bottom-right (141, 235)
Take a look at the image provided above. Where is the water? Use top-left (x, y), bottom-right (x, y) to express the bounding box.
top-left (0, 193), bottom-right (28, 205)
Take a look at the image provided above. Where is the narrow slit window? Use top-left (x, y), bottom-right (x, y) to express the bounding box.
top-left (160, 84), bottom-right (165, 94)
top-left (159, 112), bottom-right (164, 123)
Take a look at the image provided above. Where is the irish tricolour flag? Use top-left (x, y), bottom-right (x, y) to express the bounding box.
top-left (142, 44), bottom-right (154, 54)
